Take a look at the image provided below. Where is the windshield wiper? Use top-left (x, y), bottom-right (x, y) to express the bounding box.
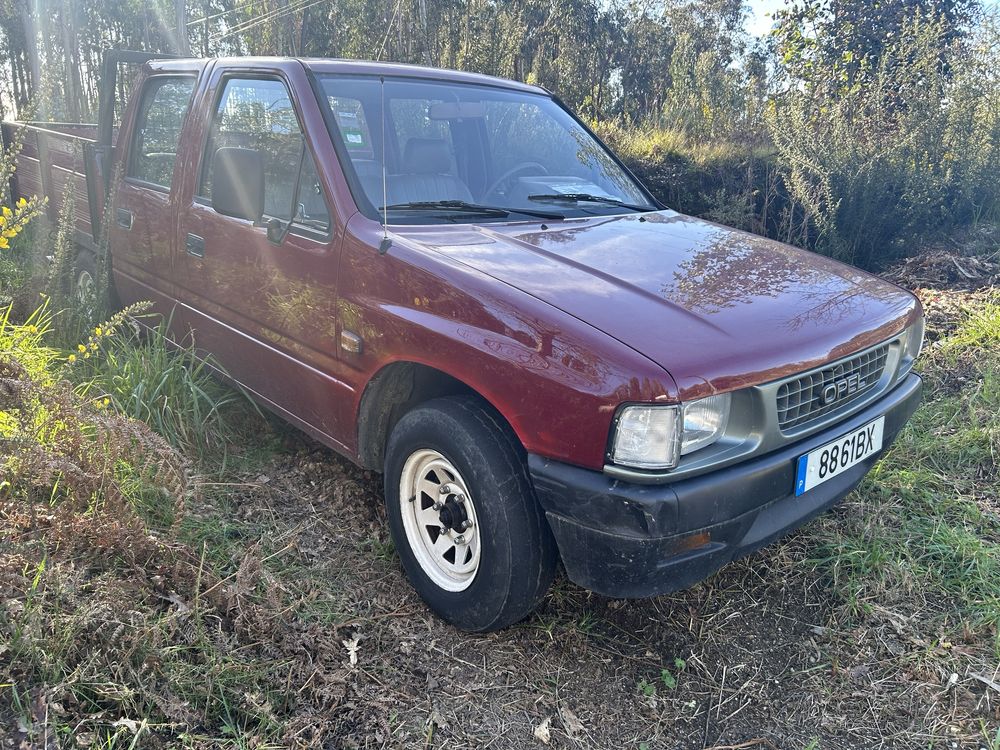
top-left (380, 200), bottom-right (564, 221)
top-left (527, 193), bottom-right (653, 212)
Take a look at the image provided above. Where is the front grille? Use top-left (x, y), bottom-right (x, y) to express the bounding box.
top-left (776, 344), bottom-right (890, 431)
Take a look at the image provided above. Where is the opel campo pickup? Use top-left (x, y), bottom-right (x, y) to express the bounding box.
top-left (3, 52), bottom-right (924, 631)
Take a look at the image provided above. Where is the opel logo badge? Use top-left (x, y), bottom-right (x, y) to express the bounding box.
top-left (820, 373), bottom-right (864, 406)
top-left (821, 383), bottom-right (839, 406)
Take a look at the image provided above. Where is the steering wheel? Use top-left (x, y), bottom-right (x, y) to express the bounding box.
top-left (482, 161), bottom-right (548, 201)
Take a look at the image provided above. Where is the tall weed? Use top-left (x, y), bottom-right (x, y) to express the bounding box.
top-left (0, 302), bottom-right (190, 520)
top-left (0, 304), bottom-right (320, 749)
top-left (73, 312), bottom-right (249, 457)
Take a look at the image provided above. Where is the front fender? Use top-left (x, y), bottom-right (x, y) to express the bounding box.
top-left (340, 218), bottom-right (678, 470)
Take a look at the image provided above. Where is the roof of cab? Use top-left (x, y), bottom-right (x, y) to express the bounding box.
top-left (149, 56), bottom-right (549, 95)
top-left (302, 59), bottom-right (547, 94)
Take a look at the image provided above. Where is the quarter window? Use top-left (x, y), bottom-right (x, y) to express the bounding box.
top-left (128, 76), bottom-right (195, 189)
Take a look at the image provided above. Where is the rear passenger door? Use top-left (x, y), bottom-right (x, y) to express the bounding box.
top-left (111, 73), bottom-right (196, 307)
top-left (174, 69), bottom-right (349, 446)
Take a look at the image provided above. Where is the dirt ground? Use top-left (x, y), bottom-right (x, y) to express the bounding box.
top-left (225, 427), bottom-right (991, 750)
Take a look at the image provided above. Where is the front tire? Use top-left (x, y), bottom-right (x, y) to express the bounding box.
top-left (384, 396), bottom-right (557, 631)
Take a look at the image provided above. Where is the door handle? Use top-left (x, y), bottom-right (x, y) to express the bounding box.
top-left (185, 233), bottom-right (205, 258)
top-left (116, 208), bottom-right (133, 230)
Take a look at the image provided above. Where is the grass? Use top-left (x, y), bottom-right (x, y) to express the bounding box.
top-left (2, 268), bottom-right (999, 747)
top-left (809, 294), bottom-right (1000, 641)
top-left (592, 120), bottom-right (801, 242)
top-left (594, 120), bottom-right (775, 170)
top-left (73, 312), bottom-right (252, 459)
top-left (0, 300), bottom-right (295, 748)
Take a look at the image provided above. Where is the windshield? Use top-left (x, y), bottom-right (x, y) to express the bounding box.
top-left (316, 75), bottom-right (657, 223)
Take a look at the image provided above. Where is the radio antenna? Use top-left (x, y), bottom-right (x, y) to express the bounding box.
top-left (378, 75), bottom-right (392, 255)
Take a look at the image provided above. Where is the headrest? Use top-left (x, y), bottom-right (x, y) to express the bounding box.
top-left (403, 138), bottom-right (452, 174)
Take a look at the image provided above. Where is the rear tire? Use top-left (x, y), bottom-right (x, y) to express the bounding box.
top-left (74, 249), bottom-right (99, 308)
top-left (384, 396), bottom-right (557, 631)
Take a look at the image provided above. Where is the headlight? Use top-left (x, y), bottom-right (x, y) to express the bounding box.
top-left (611, 394), bottom-right (732, 471)
top-left (900, 315), bottom-right (925, 376)
top-left (681, 393), bottom-right (731, 456)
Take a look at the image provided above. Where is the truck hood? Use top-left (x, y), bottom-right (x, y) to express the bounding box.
top-left (393, 211), bottom-right (918, 399)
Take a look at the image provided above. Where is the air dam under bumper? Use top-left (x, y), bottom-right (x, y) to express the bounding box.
top-left (529, 373), bottom-right (922, 598)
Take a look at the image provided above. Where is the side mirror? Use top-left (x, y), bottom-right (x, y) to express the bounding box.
top-left (211, 147), bottom-right (264, 223)
top-left (266, 217), bottom-right (285, 244)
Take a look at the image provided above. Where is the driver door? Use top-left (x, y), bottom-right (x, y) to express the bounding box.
top-left (173, 67), bottom-right (350, 446)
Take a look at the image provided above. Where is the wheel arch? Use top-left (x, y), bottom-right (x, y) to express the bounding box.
top-left (356, 360), bottom-right (521, 472)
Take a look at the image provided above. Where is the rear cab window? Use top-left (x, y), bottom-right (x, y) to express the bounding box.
top-left (199, 76), bottom-right (331, 237)
top-left (127, 76), bottom-right (196, 189)
top-left (389, 98), bottom-right (459, 177)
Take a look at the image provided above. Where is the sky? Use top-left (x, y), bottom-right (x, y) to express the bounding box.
top-left (745, 0), bottom-right (1000, 37)
top-left (745, 0), bottom-right (783, 37)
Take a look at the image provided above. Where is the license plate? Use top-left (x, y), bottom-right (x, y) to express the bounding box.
top-left (795, 416), bottom-right (885, 496)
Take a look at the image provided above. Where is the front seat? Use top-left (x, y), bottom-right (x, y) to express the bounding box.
top-left (387, 138), bottom-right (473, 205)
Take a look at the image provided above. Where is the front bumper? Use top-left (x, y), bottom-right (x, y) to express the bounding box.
top-left (529, 374), bottom-right (923, 598)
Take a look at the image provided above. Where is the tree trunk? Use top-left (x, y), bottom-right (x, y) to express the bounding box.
top-left (20, 0), bottom-right (40, 105)
top-left (61, 0), bottom-right (82, 120)
top-left (175, 0), bottom-right (190, 55)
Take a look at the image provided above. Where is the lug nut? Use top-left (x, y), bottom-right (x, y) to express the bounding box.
top-left (454, 493), bottom-right (466, 503)
top-left (433, 501), bottom-right (444, 511)
top-left (454, 535), bottom-right (466, 545)
top-left (439, 484), bottom-right (451, 494)
top-left (460, 520), bottom-right (473, 531)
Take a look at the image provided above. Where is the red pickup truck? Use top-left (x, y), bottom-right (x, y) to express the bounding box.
top-left (3, 52), bottom-right (924, 631)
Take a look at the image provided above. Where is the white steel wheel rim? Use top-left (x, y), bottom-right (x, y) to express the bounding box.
top-left (399, 448), bottom-right (481, 592)
top-left (76, 269), bottom-right (95, 304)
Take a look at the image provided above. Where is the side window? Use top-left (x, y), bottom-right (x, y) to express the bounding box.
top-left (389, 98), bottom-right (456, 175)
top-left (200, 77), bottom-right (329, 228)
top-left (128, 76), bottom-right (195, 189)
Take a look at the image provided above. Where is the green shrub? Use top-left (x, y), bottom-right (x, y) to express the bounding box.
top-left (768, 15), bottom-right (1000, 268)
top-left (594, 121), bottom-right (809, 244)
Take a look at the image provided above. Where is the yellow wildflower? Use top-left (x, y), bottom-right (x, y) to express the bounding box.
top-left (16, 197), bottom-right (26, 208)
top-left (103, 398), bottom-right (110, 407)
top-left (77, 344), bottom-right (86, 353)
top-left (95, 327), bottom-right (103, 337)
top-left (67, 354), bottom-right (76, 363)
top-left (0, 238), bottom-right (8, 250)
